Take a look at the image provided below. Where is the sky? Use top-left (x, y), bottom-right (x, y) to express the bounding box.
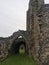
top-left (0, 0), bottom-right (49, 37)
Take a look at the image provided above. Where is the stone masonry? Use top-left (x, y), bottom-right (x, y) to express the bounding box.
top-left (27, 0), bottom-right (49, 65)
top-left (0, 0), bottom-right (49, 65)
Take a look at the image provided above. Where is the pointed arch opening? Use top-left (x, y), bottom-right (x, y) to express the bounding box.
top-left (11, 35), bottom-right (28, 54)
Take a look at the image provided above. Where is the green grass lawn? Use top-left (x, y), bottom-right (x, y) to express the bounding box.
top-left (0, 54), bottom-right (37, 65)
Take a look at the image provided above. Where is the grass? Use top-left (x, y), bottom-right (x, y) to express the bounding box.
top-left (0, 54), bottom-right (37, 65)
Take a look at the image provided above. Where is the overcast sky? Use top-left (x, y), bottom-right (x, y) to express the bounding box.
top-left (0, 0), bottom-right (49, 37)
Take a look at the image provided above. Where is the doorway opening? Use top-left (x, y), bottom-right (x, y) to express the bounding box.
top-left (11, 36), bottom-right (26, 54)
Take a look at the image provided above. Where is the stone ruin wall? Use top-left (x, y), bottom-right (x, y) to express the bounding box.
top-left (38, 7), bottom-right (49, 65)
top-left (0, 40), bottom-right (9, 61)
top-left (27, 0), bottom-right (49, 65)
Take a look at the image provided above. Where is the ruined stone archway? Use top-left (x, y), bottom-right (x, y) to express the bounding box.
top-left (0, 31), bottom-right (30, 61)
top-left (11, 35), bottom-right (28, 54)
top-left (9, 30), bottom-right (30, 55)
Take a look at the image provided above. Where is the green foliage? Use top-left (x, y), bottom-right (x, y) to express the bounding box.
top-left (0, 54), bottom-right (37, 65)
top-left (19, 47), bottom-right (25, 54)
top-left (19, 49), bottom-right (25, 54)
